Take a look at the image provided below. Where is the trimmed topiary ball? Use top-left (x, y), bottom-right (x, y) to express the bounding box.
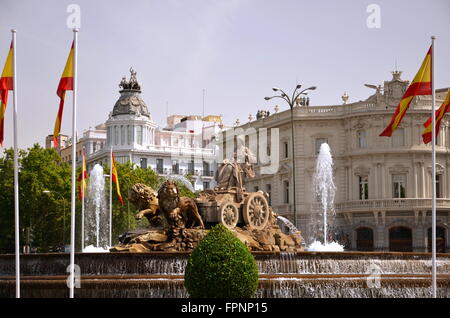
top-left (184, 224), bottom-right (259, 298)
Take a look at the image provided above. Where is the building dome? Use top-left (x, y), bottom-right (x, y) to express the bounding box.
top-left (112, 68), bottom-right (150, 118)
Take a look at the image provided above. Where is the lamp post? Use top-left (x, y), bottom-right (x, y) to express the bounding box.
top-left (43, 190), bottom-right (67, 249)
top-left (265, 85), bottom-right (316, 227)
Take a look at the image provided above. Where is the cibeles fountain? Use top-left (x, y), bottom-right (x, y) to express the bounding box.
top-left (1, 147), bottom-right (450, 298)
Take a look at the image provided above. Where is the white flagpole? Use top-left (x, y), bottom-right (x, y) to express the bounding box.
top-left (11, 29), bottom-right (20, 299)
top-left (109, 147), bottom-right (112, 247)
top-left (431, 35), bottom-right (437, 298)
top-left (81, 147), bottom-right (85, 251)
top-left (69, 28), bottom-right (78, 299)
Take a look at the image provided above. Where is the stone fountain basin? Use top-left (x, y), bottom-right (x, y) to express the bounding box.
top-left (1, 252), bottom-right (449, 298)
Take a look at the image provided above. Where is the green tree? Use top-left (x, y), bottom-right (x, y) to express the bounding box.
top-left (184, 224), bottom-right (259, 298)
top-left (0, 148), bottom-right (19, 253)
top-left (0, 144), bottom-right (71, 253)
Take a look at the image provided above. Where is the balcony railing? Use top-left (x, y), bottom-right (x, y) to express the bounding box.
top-left (332, 198), bottom-right (450, 212)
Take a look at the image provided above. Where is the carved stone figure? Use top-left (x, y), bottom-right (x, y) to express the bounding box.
top-left (215, 147), bottom-right (255, 192)
top-left (129, 67), bottom-right (141, 90)
top-left (129, 183), bottom-right (162, 225)
top-left (157, 180), bottom-right (205, 234)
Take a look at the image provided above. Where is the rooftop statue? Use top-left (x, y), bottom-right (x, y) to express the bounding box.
top-left (119, 67), bottom-right (141, 91)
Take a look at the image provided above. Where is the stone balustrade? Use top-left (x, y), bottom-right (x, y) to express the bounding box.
top-left (332, 198), bottom-right (450, 212)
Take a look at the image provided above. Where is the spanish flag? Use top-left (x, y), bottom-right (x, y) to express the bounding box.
top-left (380, 46), bottom-right (432, 137)
top-left (0, 42), bottom-right (13, 147)
top-left (422, 89), bottom-right (450, 144)
top-left (53, 42), bottom-right (74, 148)
top-left (77, 149), bottom-right (88, 200)
top-left (111, 152), bottom-right (124, 205)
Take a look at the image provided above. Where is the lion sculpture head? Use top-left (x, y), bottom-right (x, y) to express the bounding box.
top-left (129, 183), bottom-right (159, 211)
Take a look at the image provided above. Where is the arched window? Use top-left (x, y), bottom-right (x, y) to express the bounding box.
top-left (356, 227), bottom-right (374, 251)
top-left (389, 226), bottom-right (412, 252)
top-left (428, 226), bottom-right (446, 253)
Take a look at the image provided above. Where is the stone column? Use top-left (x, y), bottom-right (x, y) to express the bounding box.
top-left (446, 162), bottom-right (450, 198)
top-left (420, 162), bottom-right (426, 198)
top-left (374, 163), bottom-right (378, 199)
top-left (413, 162), bottom-right (418, 198)
top-left (349, 165), bottom-right (353, 201)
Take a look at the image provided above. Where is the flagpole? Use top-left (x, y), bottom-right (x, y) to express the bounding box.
top-left (11, 29), bottom-right (20, 299)
top-left (109, 147), bottom-right (112, 247)
top-left (430, 35), bottom-right (437, 298)
top-left (69, 28), bottom-right (78, 299)
top-left (81, 147), bottom-right (85, 251)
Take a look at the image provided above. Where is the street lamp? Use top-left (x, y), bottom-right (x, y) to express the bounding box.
top-left (43, 190), bottom-right (67, 249)
top-left (264, 85), bottom-right (317, 227)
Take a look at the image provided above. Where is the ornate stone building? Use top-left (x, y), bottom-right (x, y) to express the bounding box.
top-left (238, 71), bottom-right (450, 252)
top-left (54, 69), bottom-right (225, 191)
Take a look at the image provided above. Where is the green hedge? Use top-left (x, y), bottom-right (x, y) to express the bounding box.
top-left (184, 224), bottom-right (259, 298)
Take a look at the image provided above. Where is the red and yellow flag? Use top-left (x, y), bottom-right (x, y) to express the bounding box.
top-left (53, 42), bottom-right (74, 148)
top-left (0, 42), bottom-right (14, 146)
top-left (422, 89), bottom-right (450, 144)
top-left (77, 149), bottom-right (88, 200)
top-left (111, 152), bottom-right (124, 205)
top-left (380, 46), bottom-right (432, 137)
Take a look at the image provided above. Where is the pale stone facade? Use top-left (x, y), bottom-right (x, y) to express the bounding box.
top-left (52, 71), bottom-right (226, 192)
top-left (237, 72), bottom-right (450, 252)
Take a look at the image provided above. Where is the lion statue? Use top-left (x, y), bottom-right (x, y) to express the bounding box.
top-left (129, 183), bottom-right (163, 226)
top-left (157, 180), bottom-right (205, 230)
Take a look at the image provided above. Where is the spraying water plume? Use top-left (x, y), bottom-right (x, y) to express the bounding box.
top-left (308, 143), bottom-right (343, 252)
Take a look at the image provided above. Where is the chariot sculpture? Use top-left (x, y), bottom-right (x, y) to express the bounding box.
top-left (195, 147), bottom-right (271, 230)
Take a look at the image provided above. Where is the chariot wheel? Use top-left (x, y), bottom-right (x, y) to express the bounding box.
top-left (219, 202), bottom-right (239, 229)
top-left (243, 192), bottom-right (270, 230)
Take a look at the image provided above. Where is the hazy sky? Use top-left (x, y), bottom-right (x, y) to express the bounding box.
top-left (0, 0), bottom-right (449, 150)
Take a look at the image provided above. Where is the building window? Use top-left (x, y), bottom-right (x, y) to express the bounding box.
top-left (203, 181), bottom-right (210, 190)
top-left (436, 174), bottom-right (442, 198)
top-left (315, 138), bottom-right (328, 154)
top-left (127, 125), bottom-right (133, 145)
top-left (140, 158), bottom-right (147, 169)
top-left (107, 127), bottom-right (111, 145)
top-left (188, 160), bottom-right (195, 175)
top-left (203, 161), bottom-right (210, 176)
top-left (172, 160), bottom-right (179, 174)
top-left (392, 174), bottom-right (406, 198)
top-left (283, 180), bottom-right (290, 204)
top-left (136, 125), bottom-right (143, 145)
top-left (283, 141), bottom-right (289, 158)
top-left (392, 128), bottom-right (405, 147)
top-left (156, 158), bottom-right (164, 174)
top-left (121, 125), bottom-right (126, 146)
top-left (114, 126), bottom-right (119, 146)
top-left (357, 130), bottom-right (367, 148)
top-left (359, 176), bottom-right (369, 200)
top-left (266, 184), bottom-right (272, 206)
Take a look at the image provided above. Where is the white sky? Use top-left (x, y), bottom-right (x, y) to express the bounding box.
top-left (0, 0), bottom-right (449, 150)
